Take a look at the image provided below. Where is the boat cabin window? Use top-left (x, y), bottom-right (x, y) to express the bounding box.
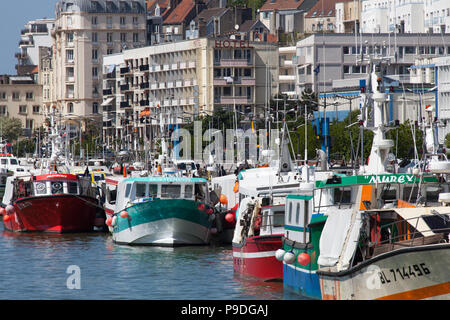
top-left (333, 187), bottom-right (352, 204)
top-left (261, 209), bottom-right (284, 233)
top-left (51, 181), bottom-right (64, 194)
top-left (1, 159), bottom-right (7, 165)
top-left (10, 159), bottom-right (18, 165)
top-left (161, 184), bottom-right (181, 199)
top-left (93, 173), bottom-right (105, 182)
top-left (125, 184), bottom-right (132, 198)
top-left (68, 182), bottom-right (78, 194)
top-left (295, 202), bottom-right (300, 224)
top-left (35, 182), bottom-right (47, 195)
top-left (185, 184), bottom-right (193, 198)
top-left (424, 185), bottom-right (444, 203)
top-left (402, 186), bottom-right (418, 203)
top-left (195, 183), bottom-right (206, 201)
top-left (288, 202), bottom-right (292, 224)
top-left (135, 183), bottom-right (147, 198)
top-left (149, 184), bottom-right (158, 197)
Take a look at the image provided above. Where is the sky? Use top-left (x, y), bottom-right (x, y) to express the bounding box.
top-left (0, 0), bottom-right (57, 75)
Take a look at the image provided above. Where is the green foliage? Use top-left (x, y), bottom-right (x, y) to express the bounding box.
top-left (385, 121), bottom-right (423, 159)
top-left (0, 117), bottom-right (23, 142)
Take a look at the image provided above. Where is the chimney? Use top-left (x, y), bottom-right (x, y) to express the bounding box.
top-left (198, 17), bottom-right (207, 37)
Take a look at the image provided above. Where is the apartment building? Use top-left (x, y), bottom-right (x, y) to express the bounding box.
top-left (101, 37), bottom-right (278, 151)
top-left (0, 75), bottom-right (44, 137)
top-left (304, 0), bottom-right (337, 33)
top-left (295, 33), bottom-right (450, 94)
top-left (52, 0), bottom-right (147, 126)
top-left (335, 0), bottom-right (360, 33)
top-left (278, 46), bottom-right (296, 97)
top-left (360, 0), bottom-right (450, 34)
top-left (16, 18), bottom-right (55, 76)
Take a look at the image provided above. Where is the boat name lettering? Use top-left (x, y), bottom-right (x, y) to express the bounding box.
top-left (378, 263), bottom-right (430, 284)
top-left (16, 202), bottom-right (32, 210)
top-left (366, 174), bottom-right (414, 184)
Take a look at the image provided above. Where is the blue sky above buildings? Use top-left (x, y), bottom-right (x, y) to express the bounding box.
top-left (0, 1), bottom-right (56, 74)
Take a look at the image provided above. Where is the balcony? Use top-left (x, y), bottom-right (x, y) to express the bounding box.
top-left (139, 64), bottom-right (149, 71)
top-left (120, 67), bottom-right (130, 74)
top-left (175, 80), bottom-right (183, 87)
top-left (120, 83), bottom-right (130, 91)
top-left (103, 88), bottom-right (113, 95)
top-left (120, 101), bottom-right (130, 108)
top-left (140, 100), bottom-right (149, 106)
top-left (151, 83), bottom-right (158, 90)
top-left (213, 79), bottom-right (227, 86)
top-left (240, 78), bottom-right (256, 85)
top-left (220, 96), bottom-right (251, 104)
top-left (179, 62), bottom-right (187, 69)
top-left (171, 63), bottom-right (178, 70)
top-left (167, 81), bottom-right (174, 88)
top-left (219, 59), bottom-right (250, 67)
top-left (140, 82), bottom-right (149, 89)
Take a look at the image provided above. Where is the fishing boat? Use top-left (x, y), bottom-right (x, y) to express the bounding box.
top-left (231, 120), bottom-right (302, 280)
top-left (109, 176), bottom-right (218, 246)
top-left (0, 109), bottom-right (104, 233)
top-left (1, 173), bottom-right (101, 232)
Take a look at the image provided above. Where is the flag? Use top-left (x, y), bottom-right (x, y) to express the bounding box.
top-left (314, 64), bottom-right (320, 75)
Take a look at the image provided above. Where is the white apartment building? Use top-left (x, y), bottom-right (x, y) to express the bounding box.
top-left (279, 46), bottom-right (296, 97)
top-left (101, 38), bottom-right (279, 151)
top-left (360, 0), bottom-right (450, 34)
top-left (52, 0), bottom-right (147, 126)
top-left (434, 56), bottom-right (450, 142)
top-left (16, 18), bottom-right (55, 75)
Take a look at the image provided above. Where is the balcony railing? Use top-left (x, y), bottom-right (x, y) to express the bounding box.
top-left (219, 96), bottom-right (251, 104)
top-left (120, 83), bottom-right (130, 91)
top-left (120, 101), bottom-right (130, 108)
top-left (140, 100), bottom-right (149, 106)
top-left (139, 64), bottom-right (149, 71)
top-left (120, 67), bottom-right (130, 74)
top-left (219, 59), bottom-right (250, 67)
top-left (140, 82), bottom-right (149, 89)
top-left (103, 88), bottom-right (113, 95)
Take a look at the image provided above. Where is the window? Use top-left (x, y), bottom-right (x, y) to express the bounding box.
top-left (125, 184), bottom-right (132, 197)
top-left (92, 67), bottom-right (98, 79)
top-left (303, 201), bottom-right (309, 242)
top-left (133, 33), bottom-right (139, 43)
top-left (133, 16), bottom-right (139, 26)
top-left (185, 184), bottom-right (193, 198)
top-left (92, 16), bottom-right (98, 26)
top-left (120, 17), bottom-right (126, 26)
top-left (35, 182), bottom-right (47, 195)
top-left (68, 102), bottom-right (74, 113)
top-left (120, 33), bottom-right (127, 42)
top-left (66, 67), bottom-right (74, 81)
top-left (92, 49), bottom-right (98, 61)
top-left (67, 32), bottom-right (74, 44)
top-left (0, 92), bottom-right (6, 100)
top-left (0, 106), bottom-right (6, 115)
top-left (66, 85), bottom-right (74, 98)
top-left (405, 46), bottom-right (415, 54)
top-left (107, 48), bottom-right (113, 55)
top-left (135, 183), bottom-right (147, 198)
top-left (32, 105), bottom-right (40, 114)
top-left (343, 65), bottom-right (350, 74)
top-left (92, 32), bottom-right (98, 43)
top-left (26, 92), bottom-right (33, 100)
top-left (161, 184), bottom-right (181, 198)
top-left (288, 202), bottom-right (292, 223)
top-left (51, 181), bottom-right (63, 194)
top-left (107, 32), bottom-right (113, 43)
top-left (19, 105), bottom-right (27, 114)
top-left (244, 68), bottom-right (251, 77)
top-left (107, 16), bottom-right (112, 28)
top-left (92, 102), bottom-right (99, 114)
top-left (149, 184), bottom-right (158, 197)
top-left (66, 49), bottom-right (74, 63)
top-left (68, 182), bottom-right (78, 194)
top-left (295, 202), bottom-right (300, 224)
top-left (12, 92), bottom-right (20, 100)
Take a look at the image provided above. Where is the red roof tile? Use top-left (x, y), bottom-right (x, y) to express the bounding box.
top-left (305, 0), bottom-right (338, 18)
top-left (163, 0), bottom-right (195, 24)
top-left (260, 0), bottom-right (307, 12)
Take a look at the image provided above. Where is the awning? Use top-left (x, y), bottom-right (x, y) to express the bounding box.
top-left (393, 207), bottom-right (450, 237)
top-left (101, 96), bottom-right (115, 106)
top-left (139, 108), bottom-right (150, 118)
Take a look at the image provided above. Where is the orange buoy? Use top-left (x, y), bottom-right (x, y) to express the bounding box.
top-left (0, 207), bottom-right (5, 216)
top-left (206, 208), bottom-right (214, 215)
top-left (197, 204), bottom-right (205, 211)
top-left (120, 211), bottom-right (129, 219)
top-left (106, 217), bottom-right (113, 226)
top-left (298, 252), bottom-right (311, 266)
top-left (3, 214), bottom-right (11, 223)
top-left (219, 194), bottom-right (228, 205)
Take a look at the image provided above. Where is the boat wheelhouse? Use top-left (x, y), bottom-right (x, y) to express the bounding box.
top-left (110, 177), bottom-right (216, 246)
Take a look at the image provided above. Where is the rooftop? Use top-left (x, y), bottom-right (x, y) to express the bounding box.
top-left (164, 0), bottom-right (195, 24)
top-left (260, 0), bottom-right (317, 12)
top-left (305, 0), bottom-right (338, 18)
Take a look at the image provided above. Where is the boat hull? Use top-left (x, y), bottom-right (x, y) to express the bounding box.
top-left (318, 244), bottom-right (450, 300)
top-left (3, 195), bottom-right (99, 233)
top-left (232, 235), bottom-right (283, 280)
top-left (112, 199), bottom-right (212, 246)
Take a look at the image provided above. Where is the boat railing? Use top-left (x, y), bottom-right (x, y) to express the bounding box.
top-left (367, 214), bottom-right (450, 257)
top-left (260, 213), bottom-right (285, 235)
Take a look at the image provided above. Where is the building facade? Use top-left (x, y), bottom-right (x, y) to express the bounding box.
top-left (52, 0), bottom-right (147, 128)
top-left (0, 75), bottom-right (44, 136)
top-left (101, 37), bottom-right (279, 151)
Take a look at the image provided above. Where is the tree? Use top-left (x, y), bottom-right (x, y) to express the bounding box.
top-left (0, 117), bottom-right (23, 142)
top-left (299, 88), bottom-right (319, 114)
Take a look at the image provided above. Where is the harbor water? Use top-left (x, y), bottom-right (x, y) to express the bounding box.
top-left (0, 226), bottom-right (302, 300)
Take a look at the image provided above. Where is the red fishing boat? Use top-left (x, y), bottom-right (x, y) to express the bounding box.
top-left (232, 199), bottom-right (285, 280)
top-left (1, 173), bottom-right (102, 233)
